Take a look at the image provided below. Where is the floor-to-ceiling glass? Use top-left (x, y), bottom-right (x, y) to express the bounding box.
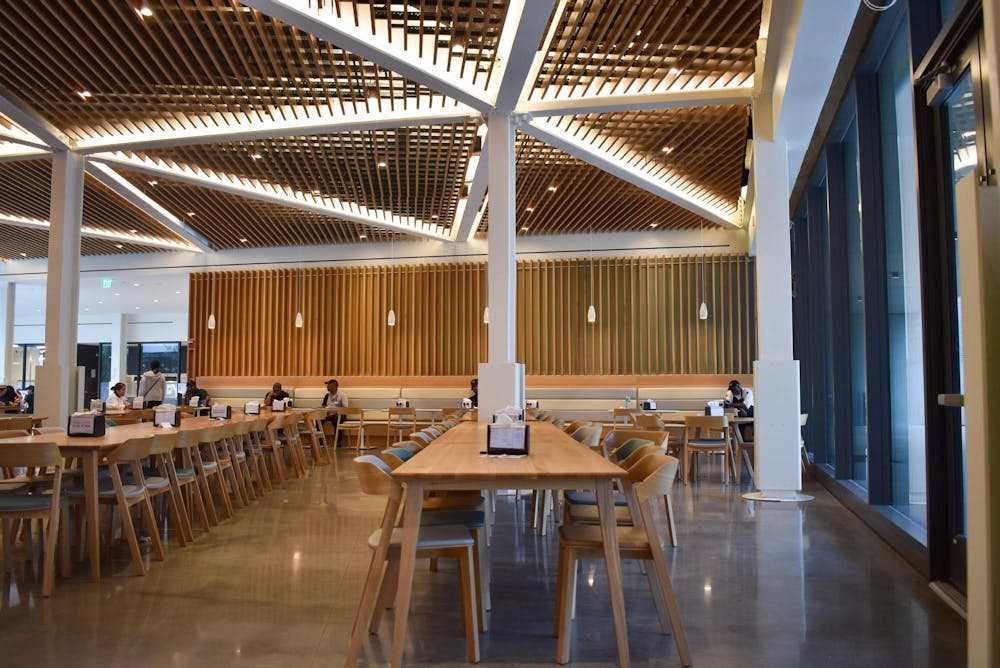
top-left (877, 21), bottom-right (926, 531)
top-left (844, 118), bottom-right (868, 489)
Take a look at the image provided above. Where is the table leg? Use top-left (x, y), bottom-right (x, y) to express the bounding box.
top-left (596, 480), bottom-right (629, 667)
top-left (345, 492), bottom-right (401, 667)
top-left (82, 451), bottom-right (101, 582)
top-left (391, 481), bottom-right (424, 668)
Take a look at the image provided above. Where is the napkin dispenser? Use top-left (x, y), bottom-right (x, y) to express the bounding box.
top-left (705, 400), bottom-right (724, 417)
top-left (189, 396), bottom-right (203, 408)
top-left (272, 398), bottom-right (289, 412)
top-left (90, 399), bottom-right (106, 413)
top-left (244, 401), bottom-right (261, 415)
top-left (153, 405), bottom-right (181, 427)
top-left (461, 397), bottom-right (473, 409)
top-left (132, 397), bottom-right (145, 409)
top-left (210, 404), bottom-right (232, 419)
top-left (395, 398), bottom-right (410, 408)
top-left (68, 413), bottom-right (106, 437)
top-left (641, 400), bottom-right (657, 411)
top-left (525, 399), bottom-right (539, 409)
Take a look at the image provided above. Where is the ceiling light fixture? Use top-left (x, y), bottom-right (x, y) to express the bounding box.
top-left (148, 180), bottom-right (158, 186)
top-left (295, 265), bottom-right (304, 329)
top-left (207, 272), bottom-right (217, 330)
top-left (377, 160), bottom-right (387, 168)
top-left (661, 145), bottom-right (674, 153)
top-left (387, 235), bottom-right (396, 327)
top-left (77, 90), bottom-right (92, 100)
top-left (135, 3), bottom-right (153, 17)
top-left (547, 185), bottom-right (557, 192)
top-left (482, 306), bottom-right (490, 324)
top-left (699, 222), bottom-right (709, 321)
top-left (187, 212), bottom-right (195, 217)
top-left (239, 238), bottom-right (248, 243)
top-left (251, 153), bottom-right (263, 160)
top-left (650, 223), bottom-right (658, 228)
top-left (525, 206), bottom-right (535, 213)
top-left (587, 226), bottom-right (597, 324)
top-left (359, 233), bottom-right (367, 240)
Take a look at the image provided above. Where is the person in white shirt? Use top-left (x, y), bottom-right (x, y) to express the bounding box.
top-left (137, 359), bottom-right (167, 408)
top-left (725, 379), bottom-right (754, 417)
top-left (321, 379), bottom-right (348, 444)
top-left (106, 382), bottom-right (129, 409)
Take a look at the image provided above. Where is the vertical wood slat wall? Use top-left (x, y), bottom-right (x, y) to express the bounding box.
top-left (189, 254), bottom-right (756, 377)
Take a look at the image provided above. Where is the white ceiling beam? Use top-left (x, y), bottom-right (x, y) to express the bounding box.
top-left (73, 105), bottom-right (480, 154)
top-left (240, 0), bottom-right (493, 113)
top-left (86, 162), bottom-right (214, 252)
top-left (488, 0), bottom-right (558, 112)
top-left (517, 84), bottom-right (754, 116)
top-left (0, 145), bottom-right (51, 162)
top-left (0, 88), bottom-right (70, 150)
top-left (0, 212), bottom-right (200, 252)
top-left (89, 152), bottom-right (452, 241)
top-left (517, 0), bottom-right (569, 105)
top-left (522, 117), bottom-right (740, 229)
top-left (453, 140), bottom-right (489, 242)
top-left (0, 128), bottom-right (51, 151)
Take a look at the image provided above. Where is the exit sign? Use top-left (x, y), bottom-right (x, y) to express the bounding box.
top-left (101, 278), bottom-right (113, 289)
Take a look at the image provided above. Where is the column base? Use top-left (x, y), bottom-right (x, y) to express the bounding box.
top-left (742, 490), bottom-right (814, 502)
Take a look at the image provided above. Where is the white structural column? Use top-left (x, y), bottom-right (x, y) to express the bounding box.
top-left (746, 109), bottom-right (804, 501)
top-left (108, 312), bottom-right (127, 393)
top-left (0, 282), bottom-right (14, 384)
top-left (478, 112), bottom-right (524, 419)
top-left (36, 152), bottom-right (84, 425)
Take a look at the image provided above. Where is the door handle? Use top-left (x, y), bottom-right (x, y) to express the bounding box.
top-left (937, 393), bottom-right (964, 407)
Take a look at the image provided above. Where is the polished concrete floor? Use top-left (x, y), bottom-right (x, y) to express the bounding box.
top-left (0, 451), bottom-right (966, 667)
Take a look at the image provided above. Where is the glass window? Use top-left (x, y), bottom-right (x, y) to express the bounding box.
top-left (843, 117), bottom-right (869, 489)
top-left (877, 22), bottom-right (927, 530)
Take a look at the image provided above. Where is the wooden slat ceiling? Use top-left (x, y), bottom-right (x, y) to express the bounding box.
top-left (0, 0), bottom-right (758, 257)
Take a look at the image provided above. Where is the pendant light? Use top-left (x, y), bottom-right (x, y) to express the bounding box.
top-left (207, 272), bottom-right (217, 330)
top-left (295, 265), bottom-right (304, 328)
top-left (698, 222), bottom-right (709, 320)
top-left (482, 306), bottom-right (490, 324)
top-left (587, 226), bottom-right (597, 323)
top-left (387, 234), bottom-right (397, 326)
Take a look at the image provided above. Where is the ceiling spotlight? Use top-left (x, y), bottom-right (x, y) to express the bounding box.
top-left (135, 3), bottom-right (153, 17)
top-left (77, 90), bottom-right (92, 99)
top-left (521, 226), bottom-right (529, 232)
top-left (98, 300), bottom-right (103, 304)
top-left (129, 228), bottom-right (137, 233)
top-left (148, 180), bottom-right (158, 186)
top-left (359, 234), bottom-right (367, 240)
top-left (132, 283), bottom-right (140, 287)
top-left (525, 206), bottom-right (535, 212)
top-left (187, 212), bottom-right (195, 216)
top-left (18, 252), bottom-right (26, 257)
top-left (431, 214), bottom-right (438, 219)
top-left (251, 153), bottom-right (263, 160)
top-left (547, 185), bottom-right (557, 192)
top-left (174, 291), bottom-right (181, 295)
top-left (377, 161), bottom-right (387, 168)
top-left (668, 67), bottom-right (682, 75)
top-left (114, 292), bottom-right (121, 296)
top-left (661, 146), bottom-right (674, 153)
top-left (135, 306), bottom-right (141, 310)
top-left (239, 238), bottom-right (248, 243)
top-left (153, 299), bottom-right (159, 303)
top-left (114, 244), bottom-right (123, 249)
top-left (650, 223), bottom-right (658, 228)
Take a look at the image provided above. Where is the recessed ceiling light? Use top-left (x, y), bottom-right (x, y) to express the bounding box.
top-left (359, 234), bottom-right (367, 240)
top-left (311, 190), bottom-right (321, 196)
top-left (521, 226), bottom-right (529, 232)
top-left (525, 207), bottom-right (534, 213)
top-left (661, 146), bottom-right (674, 153)
top-left (187, 212), bottom-right (195, 216)
top-left (650, 223), bottom-right (658, 228)
top-left (153, 299), bottom-right (159, 303)
top-left (97, 300), bottom-right (103, 304)
top-left (129, 229), bottom-right (137, 233)
top-left (669, 67), bottom-right (682, 75)
top-left (377, 161), bottom-right (387, 168)
top-left (251, 153), bottom-right (263, 160)
top-left (19, 252), bottom-right (26, 257)
top-left (431, 214), bottom-right (438, 219)
top-left (239, 238), bottom-right (248, 243)
top-left (84, 307), bottom-right (90, 311)
top-left (77, 90), bottom-right (92, 100)
top-left (135, 306), bottom-right (141, 310)
top-left (148, 180), bottom-right (158, 186)
top-left (135, 4), bottom-right (153, 17)
top-left (547, 185), bottom-right (557, 192)
top-left (115, 244), bottom-right (123, 249)
top-left (132, 283), bottom-right (140, 287)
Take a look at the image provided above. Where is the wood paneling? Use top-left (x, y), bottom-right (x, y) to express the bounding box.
top-left (189, 254), bottom-right (756, 377)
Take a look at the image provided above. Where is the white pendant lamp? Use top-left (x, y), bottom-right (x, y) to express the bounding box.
top-left (207, 313), bottom-right (216, 330)
top-left (587, 226), bottom-right (597, 324)
top-left (207, 272), bottom-right (217, 330)
top-left (482, 306), bottom-right (490, 324)
top-left (295, 265), bottom-right (304, 328)
top-left (295, 311), bottom-right (304, 328)
top-left (587, 304), bottom-right (597, 323)
top-left (387, 235), bottom-right (396, 326)
top-left (387, 308), bottom-right (396, 327)
top-left (698, 222), bottom-right (709, 321)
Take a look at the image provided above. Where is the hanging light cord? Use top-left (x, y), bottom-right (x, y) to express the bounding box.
top-left (700, 223), bottom-right (705, 302)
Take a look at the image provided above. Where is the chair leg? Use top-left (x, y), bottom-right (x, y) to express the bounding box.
top-left (665, 495), bottom-right (678, 548)
top-left (456, 546), bottom-right (480, 663)
top-left (140, 497), bottom-right (165, 562)
top-left (555, 547), bottom-right (575, 664)
top-left (118, 504), bottom-right (146, 576)
top-left (471, 527), bottom-right (489, 631)
top-left (370, 556), bottom-right (399, 634)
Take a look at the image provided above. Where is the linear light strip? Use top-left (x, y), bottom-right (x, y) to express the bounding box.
top-left (0, 212), bottom-right (199, 252)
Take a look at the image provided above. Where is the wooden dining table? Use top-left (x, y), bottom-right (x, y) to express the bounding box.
top-left (0, 411), bottom-right (265, 582)
top-left (345, 420), bottom-right (642, 667)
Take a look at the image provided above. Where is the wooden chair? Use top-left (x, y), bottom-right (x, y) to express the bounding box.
top-left (569, 424), bottom-right (602, 449)
top-left (172, 427), bottom-right (214, 533)
top-left (392, 440), bottom-right (423, 453)
top-left (0, 442), bottom-right (68, 596)
top-left (633, 413), bottom-right (666, 430)
top-left (386, 407), bottom-right (417, 444)
top-left (409, 431), bottom-right (435, 446)
top-left (350, 455), bottom-right (480, 663)
top-left (441, 407), bottom-right (465, 421)
top-left (243, 417), bottom-right (273, 495)
top-left (300, 409), bottom-right (332, 466)
top-left (0, 416), bottom-right (34, 432)
top-left (379, 447), bottom-right (413, 470)
top-left (226, 421), bottom-right (256, 502)
top-left (144, 431), bottom-right (193, 545)
top-left (681, 415), bottom-right (732, 484)
top-left (555, 454), bottom-right (689, 665)
top-left (195, 425), bottom-right (236, 520)
top-left (563, 420), bottom-right (592, 435)
top-left (262, 415), bottom-right (290, 487)
top-left (336, 407), bottom-right (367, 451)
top-left (731, 414), bottom-right (756, 482)
top-left (68, 436), bottom-right (165, 576)
top-left (611, 408), bottom-right (636, 429)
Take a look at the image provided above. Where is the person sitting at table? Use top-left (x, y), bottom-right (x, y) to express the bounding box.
top-left (468, 377), bottom-right (478, 408)
top-left (184, 379), bottom-right (210, 407)
top-left (320, 379), bottom-right (348, 443)
top-left (136, 359), bottom-right (166, 408)
top-left (20, 385), bottom-right (34, 413)
top-left (106, 382), bottom-right (129, 409)
top-left (724, 379), bottom-right (754, 418)
top-left (264, 382), bottom-right (290, 407)
top-left (0, 383), bottom-right (21, 410)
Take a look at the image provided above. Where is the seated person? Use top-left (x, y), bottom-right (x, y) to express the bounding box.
top-left (264, 382), bottom-right (290, 407)
top-left (468, 377), bottom-right (478, 408)
top-left (320, 379), bottom-right (348, 442)
top-left (0, 383), bottom-right (21, 410)
top-left (724, 379), bottom-right (754, 418)
top-left (184, 379), bottom-right (210, 407)
top-left (106, 382), bottom-right (129, 409)
top-left (20, 385), bottom-right (34, 414)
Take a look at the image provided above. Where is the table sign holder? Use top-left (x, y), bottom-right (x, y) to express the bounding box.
top-left (153, 406), bottom-right (181, 427)
top-left (68, 413), bottom-right (106, 437)
top-left (245, 401), bottom-right (260, 415)
top-left (486, 423), bottom-right (530, 455)
top-left (210, 404), bottom-right (232, 419)
top-left (272, 399), bottom-right (289, 412)
top-left (131, 397), bottom-right (145, 410)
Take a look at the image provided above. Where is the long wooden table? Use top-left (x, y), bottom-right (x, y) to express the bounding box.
top-left (345, 420), bottom-right (633, 667)
top-left (0, 412), bottom-right (265, 582)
